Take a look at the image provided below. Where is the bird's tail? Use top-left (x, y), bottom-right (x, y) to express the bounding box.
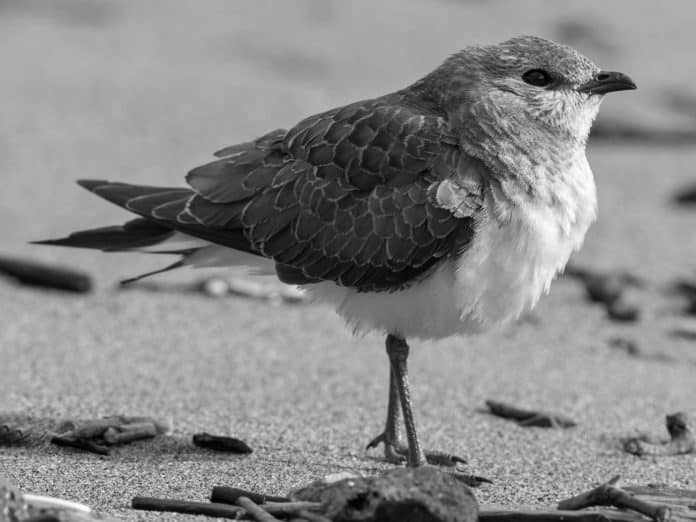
top-left (32, 180), bottom-right (273, 284)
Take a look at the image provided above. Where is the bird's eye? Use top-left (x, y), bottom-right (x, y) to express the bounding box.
top-left (522, 69), bottom-right (553, 87)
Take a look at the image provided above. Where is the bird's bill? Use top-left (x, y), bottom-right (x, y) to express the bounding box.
top-left (577, 71), bottom-right (636, 95)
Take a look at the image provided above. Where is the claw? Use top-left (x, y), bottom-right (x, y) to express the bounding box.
top-left (422, 450), bottom-right (467, 467)
top-left (449, 471), bottom-right (493, 487)
top-left (366, 432), bottom-right (407, 464)
top-left (365, 432), bottom-right (386, 451)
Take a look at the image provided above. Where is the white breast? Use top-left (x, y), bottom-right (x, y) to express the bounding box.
top-left (305, 162), bottom-right (597, 340)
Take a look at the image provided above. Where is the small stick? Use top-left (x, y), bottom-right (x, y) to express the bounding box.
top-left (557, 476), bottom-right (671, 522)
top-left (131, 497), bottom-right (244, 518)
top-left (260, 502), bottom-right (323, 516)
top-left (50, 435), bottom-right (109, 455)
top-left (193, 432), bottom-right (253, 453)
top-left (56, 418), bottom-right (119, 439)
top-left (297, 510), bottom-right (333, 522)
top-left (0, 423), bottom-right (33, 444)
top-left (103, 423), bottom-right (157, 445)
top-left (211, 486), bottom-right (288, 505)
top-left (109, 415), bottom-right (172, 434)
top-left (479, 510), bottom-right (612, 522)
top-left (23, 493), bottom-right (91, 514)
top-left (131, 496), bottom-right (321, 518)
top-left (485, 400), bottom-right (576, 428)
top-left (236, 496), bottom-right (282, 522)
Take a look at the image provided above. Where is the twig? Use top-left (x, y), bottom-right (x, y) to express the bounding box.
top-left (557, 476), bottom-right (671, 522)
top-left (0, 423), bottom-right (33, 445)
top-left (623, 412), bottom-right (694, 456)
top-left (296, 510), bottom-right (333, 522)
top-left (485, 400), bottom-right (576, 428)
top-left (23, 494), bottom-right (91, 514)
top-left (211, 486), bottom-right (288, 504)
top-left (131, 497), bottom-right (244, 518)
top-left (132, 496), bottom-right (321, 519)
top-left (259, 502), bottom-right (323, 516)
top-left (103, 422), bottom-right (157, 444)
top-left (236, 496), bottom-right (282, 522)
top-left (479, 510), bottom-right (612, 522)
top-left (193, 432), bottom-right (253, 453)
top-left (50, 435), bottom-right (109, 455)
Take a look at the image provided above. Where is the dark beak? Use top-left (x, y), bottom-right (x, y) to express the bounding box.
top-left (577, 71), bottom-right (636, 95)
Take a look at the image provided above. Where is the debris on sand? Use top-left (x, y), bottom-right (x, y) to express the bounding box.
top-left (0, 255), bottom-right (92, 293)
top-left (49, 415), bottom-right (171, 455)
top-left (672, 183), bottom-right (696, 206)
top-left (607, 337), bottom-right (677, 362)
top-left (564, 265), bottom-right (642, 323)
top-left (1, 476), bottom-right (95, 521)
top-left (668, 279), bottom-right (696, 316)
top-left (192, 432), bottom-right (253, 454)
top-left (558, 475), bottom-right (671, 522)
top-left (622, 412), bottom-right (694, 457)
top-left (484, 400), bottom-right (577, 428)
top-left (290, 467), bottom-right (478, 522)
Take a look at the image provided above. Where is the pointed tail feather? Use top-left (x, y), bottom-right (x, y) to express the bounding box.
top-left (32, 218), bottom-right (175, 252)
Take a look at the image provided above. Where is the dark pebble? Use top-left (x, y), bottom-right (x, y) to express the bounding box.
top-left (192, 433), bottom-right (253, 453)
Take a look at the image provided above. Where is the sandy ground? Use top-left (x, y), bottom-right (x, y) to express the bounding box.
top-left (2, 1), bottom-right (696, 519)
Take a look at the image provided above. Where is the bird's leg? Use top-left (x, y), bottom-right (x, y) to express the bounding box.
top-left (385, 334), bottom-right (427, 467)
top-left (365, 365), bottom-right (405, 464)
top-left (367, 334), bottom-right (469, 468)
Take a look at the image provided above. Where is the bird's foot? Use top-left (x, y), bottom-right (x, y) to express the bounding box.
top-left (365, 432), bottom-right (406, 464)
top-left (366, 433), bottom-right (466, 467)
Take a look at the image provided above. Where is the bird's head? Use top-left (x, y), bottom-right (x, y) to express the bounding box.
top-left (419, 35), bottom-right (636, 146)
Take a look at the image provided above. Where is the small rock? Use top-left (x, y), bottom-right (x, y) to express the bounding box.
top-left (585, 273), bottom-right (626, 304)
top-left (291, 467), bottom-right (478, 522)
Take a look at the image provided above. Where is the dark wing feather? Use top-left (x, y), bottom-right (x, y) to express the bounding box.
top-left (183, 94), bottom-right (484, 292)
top-left (66, 95), bottom-right (483, 292)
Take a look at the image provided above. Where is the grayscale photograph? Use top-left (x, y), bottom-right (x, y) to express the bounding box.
top-left (1, 1), bottom-right (695, 521)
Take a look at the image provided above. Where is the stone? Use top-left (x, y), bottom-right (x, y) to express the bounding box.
top-left (291, 467), bottom-right (478, 522)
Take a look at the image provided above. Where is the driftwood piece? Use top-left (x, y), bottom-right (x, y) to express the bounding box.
top-left (623, 412), bottom-right (694, 456)
top-left (132, 497), bottom-right (244, 518)
top-left (236, 496), bottom-right (282, 522)
top-left (558, 476), bottom-right (671, 522)
top-left (0, 423), bottom-right (33, 445)
top-left (50, 435), bottom-right (110, 455)
top-left (211, 486), bottom-right (288, 505)
top-left (485, 400), bottom-right (577, 428)
top-left (132, 496), bottom-right (320, 519)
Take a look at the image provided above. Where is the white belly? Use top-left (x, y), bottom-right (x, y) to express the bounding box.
top-left (305, 202), bottom-right (594, 340)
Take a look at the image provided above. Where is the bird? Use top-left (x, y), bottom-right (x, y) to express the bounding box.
top-left (35, 35), bottom-right (636, 474)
